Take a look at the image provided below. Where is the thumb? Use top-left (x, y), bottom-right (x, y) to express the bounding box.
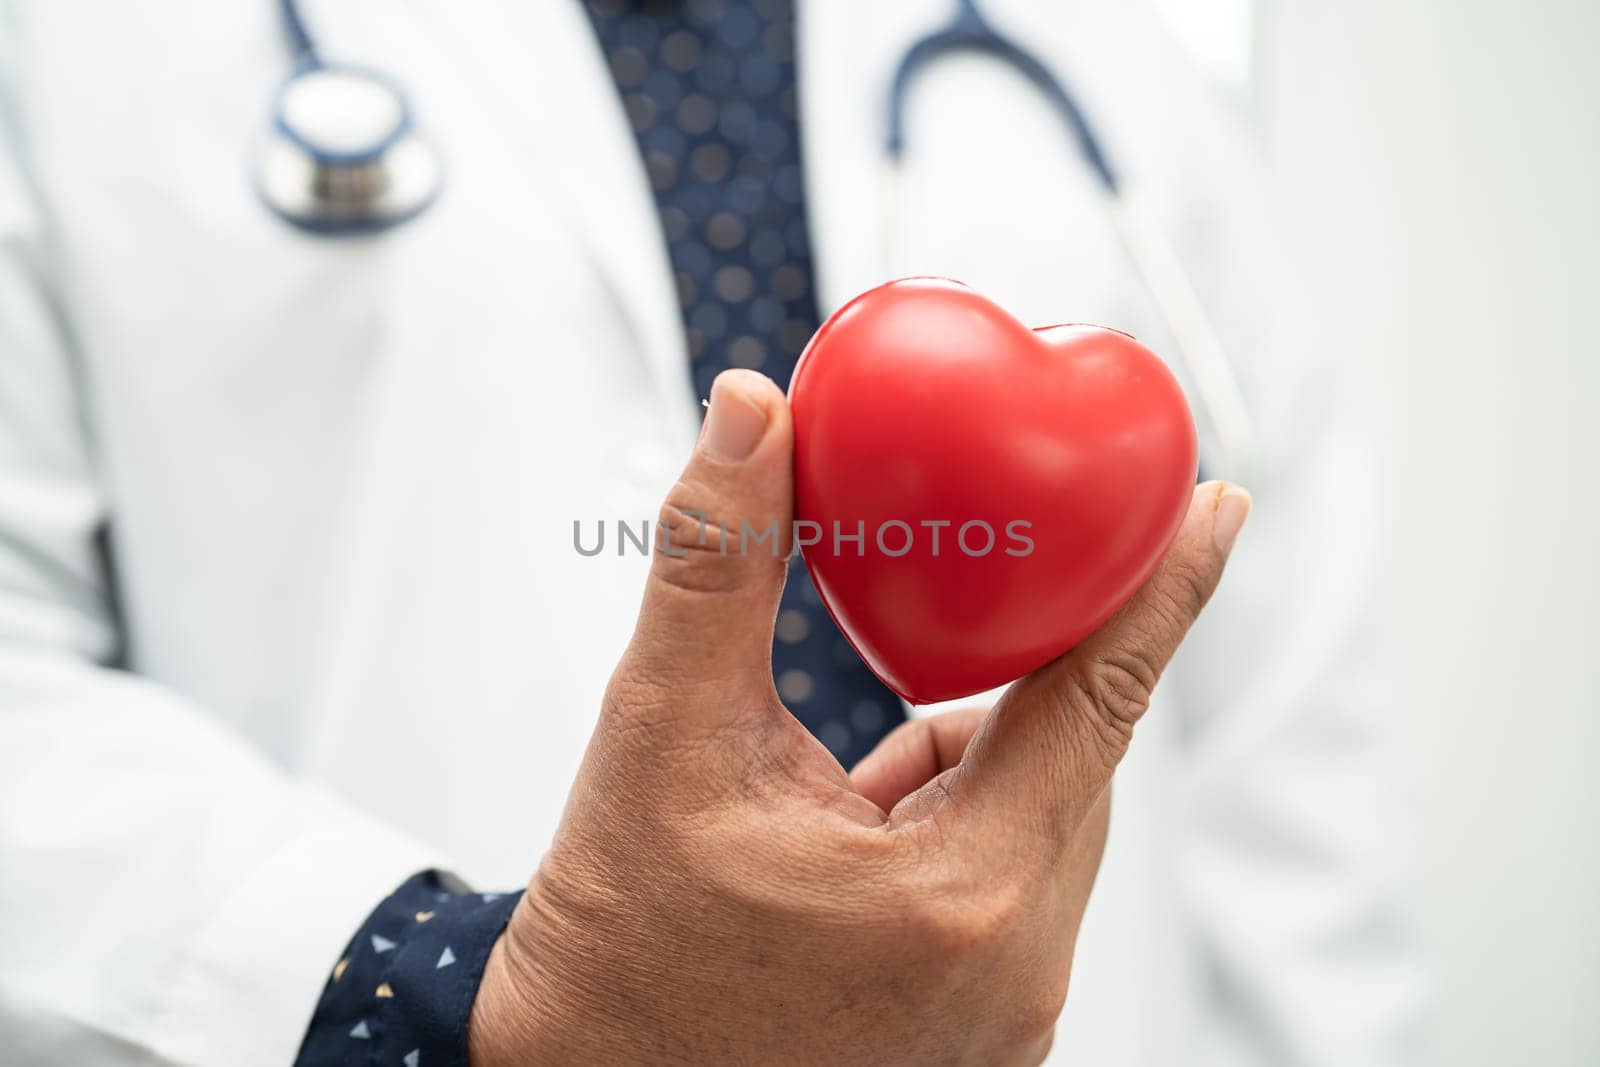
top-left (616, 369), bottom-right (794, 716)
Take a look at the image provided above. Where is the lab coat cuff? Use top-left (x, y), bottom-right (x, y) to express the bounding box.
top-left (150, 786), bottom-right (449, 1067)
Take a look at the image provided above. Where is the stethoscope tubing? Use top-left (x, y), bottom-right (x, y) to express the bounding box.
top-left (277, 0), bottom-right (319, 66)
top-left (261, 0), bottom-right (442, 235)
top-left (886, 0), bottom-right (1260, 482)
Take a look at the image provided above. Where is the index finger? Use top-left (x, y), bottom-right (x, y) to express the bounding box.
top-left (951, 482), bottom-right (1250, 840)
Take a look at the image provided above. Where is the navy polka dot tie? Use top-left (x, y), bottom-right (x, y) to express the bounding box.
top-left (583, 0), bottom-right (905, 767)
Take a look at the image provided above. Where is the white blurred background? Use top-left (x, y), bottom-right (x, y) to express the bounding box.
top-left (1223, 2), bottom-right (1598, 1064)
top-left (3, 2), bottom-right (1589, 1063)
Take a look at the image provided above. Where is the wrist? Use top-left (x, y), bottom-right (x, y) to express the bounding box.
top-left (466, 884), bottom-right (650, 1065)
top-left (467, 935), bottom-right (535, 1066)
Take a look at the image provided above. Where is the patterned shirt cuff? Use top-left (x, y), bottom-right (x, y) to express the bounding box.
top-left (294, 870), bottom-right (522, 1067)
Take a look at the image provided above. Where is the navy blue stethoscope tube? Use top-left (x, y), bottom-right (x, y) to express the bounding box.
top-left (277, 0), bottom-right (319, 65)
top-left (887, 0), bottom-right (1118, 196)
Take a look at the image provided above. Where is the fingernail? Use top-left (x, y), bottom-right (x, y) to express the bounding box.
top-left (1212, 485), bottom-right (1252, 554)
top-left (702, 372), bottom-right (768, 461)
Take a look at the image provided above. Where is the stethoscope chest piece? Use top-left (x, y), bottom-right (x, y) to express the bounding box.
top-left (256, 64), bottom-right (442, 235)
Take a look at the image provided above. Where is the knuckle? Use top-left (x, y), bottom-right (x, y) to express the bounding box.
top-left (1158, 555), bottom-right (1215, 628)
top-left (651, 483), bottom-right (744, 595)
top-left (600, 668), bottom-right (690, 735)
top-left (1007, 983), bottom-right (1068, 1049)
top-left (1067, 650), bottom-right (1157, 765)
top-left (902, 872), bottom-right (1028, 964)
top-left (657, 479), bottom-right (724, 548)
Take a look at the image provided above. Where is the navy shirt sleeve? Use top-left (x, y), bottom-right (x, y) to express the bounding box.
top-left (294, 871), bottom-right (522, 1067)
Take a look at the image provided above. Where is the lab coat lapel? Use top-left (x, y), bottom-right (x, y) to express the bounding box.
top-left (798, 0), bottom-right (945, 315)
top-left (410, 0), bottom-right (693, 417)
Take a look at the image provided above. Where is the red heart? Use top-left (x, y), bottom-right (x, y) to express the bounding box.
top-left (789, 278), bottom-right (1197, 705)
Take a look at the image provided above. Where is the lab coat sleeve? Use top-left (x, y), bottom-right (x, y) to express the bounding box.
top-left (0, 54), bottom-right (447, 1067)
top-left (1163, 131), bottom-right (1425, 1066)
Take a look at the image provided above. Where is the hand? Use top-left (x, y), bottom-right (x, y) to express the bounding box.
top-left (470, 370), bottom-right (1249, 1065)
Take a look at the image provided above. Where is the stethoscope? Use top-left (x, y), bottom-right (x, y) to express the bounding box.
top-left (887, 0), bottom-right (1258, 481)
top-left (254, 0), bottom-right (443, 234)
top-left (255, 0), bottom-right (1256, 479)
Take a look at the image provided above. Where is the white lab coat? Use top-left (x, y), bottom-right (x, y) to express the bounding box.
top-left (0, 1), bottom-right (1418, 1063)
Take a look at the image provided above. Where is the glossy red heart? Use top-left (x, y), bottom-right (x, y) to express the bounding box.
top-left (789, 278), bottom-right (1197, 705)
